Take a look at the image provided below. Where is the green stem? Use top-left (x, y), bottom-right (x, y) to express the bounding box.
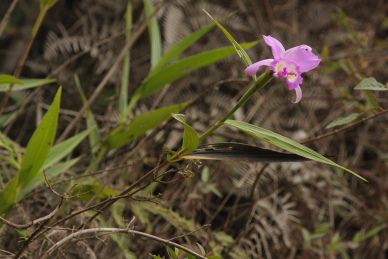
top-left (198, 69), bottom-right (273, 142)
top-left (168, 69), bottom-right (274, 162)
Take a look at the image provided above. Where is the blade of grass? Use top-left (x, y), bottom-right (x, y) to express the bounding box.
top-left (151, 22), bottom-right (217, 74)
top-left (0, 79), bottom-right (56, 92)
top-left (103, 101), bottom-right (192, 150)
top-left (132, 41), bottom-right (258, 101)
top-left (18, 87), bottom-right (62, 188)
top-left (225, 120), bottom-right (367, 181)
top-left (120, 2), bottom-right (133, 116)
top-left (75, 75), bottom-right (101, 156)
top-left (143, 0), bottom-right (162, 70)
top-left (203, 9), bottom-right (255, 67)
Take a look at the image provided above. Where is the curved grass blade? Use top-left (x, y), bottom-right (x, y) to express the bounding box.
top-left (171, 114), bottom-right (199, 155)
top-left (178, 142), bottom-right (310, 162)
top-left (203, 10), bottom-right (254, 67)
top-left (132, 41), bottom-right (258, 100)
top-left (151, 22), bottom-right (217, 74)
top-left (225, 120), bottom-right (367, 181)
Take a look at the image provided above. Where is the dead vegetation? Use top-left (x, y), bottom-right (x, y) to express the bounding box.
top-left (1, 0), bottom-right (388, 258)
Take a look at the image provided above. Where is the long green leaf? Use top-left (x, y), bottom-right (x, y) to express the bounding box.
top-left (119, 2), bottom-right (133, 115)
top-left (143, 0), bottom-right (162, 70)
top-left (171, 114), bottom-right (199, 155)
top-left (0, 174), bottom-right (19, 217)
top-left (18, 87), bottom-right (62, 188)
top-left (43, 127), bottom-right (93, 168)
top-left (0, 75), bottom-right (22, 84)
top-left (133, 41), bottom-right (258, 100)
top-left (203, 10), bottom-right (254, 67)
top-left (103, 101), bottom-right (192, 150)
top-left (151, 23), bottom-right (216, 74)
top-left (0, 79), bottom-right (56, 92)
top-left (225, 120), bottom-right (367, 181)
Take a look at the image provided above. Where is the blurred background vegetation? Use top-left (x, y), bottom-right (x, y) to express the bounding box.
top-left (1, 0), bottom-right (388, 258)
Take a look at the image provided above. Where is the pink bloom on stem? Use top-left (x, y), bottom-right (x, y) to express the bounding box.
top-left (245, 35), bottom-right (321, 103)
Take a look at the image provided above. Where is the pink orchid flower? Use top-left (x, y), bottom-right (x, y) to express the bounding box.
top-left (245, 35), bottom-right (321, 103)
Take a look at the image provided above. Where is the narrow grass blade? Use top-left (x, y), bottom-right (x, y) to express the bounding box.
top-left (171, 114), bottom-right (199, 155)
top-left (0, 174), bottom-right (19, 217)
top-left (0, 75), bottom-right (22, 84)
top-left (151, 23), bottom-right (217, 74)
top-left (43, 127), bottom-right (93, 168)
top-left (203, 10), bottom-right (254, 67)
top-left (143, 0), bottom-right (162, 70)
top-left (18, 87), bottom-right (62, 188)
top-left (75, 75), bottom-right (101, 156)
top-left (103, 101), bottom-right (192, 150)
top-left (225, 120), bottom-right (367, 181)
top-left (0, 79), bottom-right (56, 92)
top-left (119, 2), bottom-right (133, 116)
top-left (133, 42), bottom-right (258, 100)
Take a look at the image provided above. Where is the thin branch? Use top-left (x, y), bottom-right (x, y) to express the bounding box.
top-left (41, 228), bottom-right (208, 259)
top-left (302, 108), bottom-right (388, 144)
top-left (0, 206), bottom-right (60, 230)
top-left (13, 199), bottom-right (64, 259)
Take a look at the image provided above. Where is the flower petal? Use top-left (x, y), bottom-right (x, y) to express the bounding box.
top-left (245, 59), bottom-right (273, 77)
top-left (283, 47), bottom-right (321, 73)
top-left (292, 86), bottom-right (302, 103)
top-left (263, 35), bottom-right (285, 60)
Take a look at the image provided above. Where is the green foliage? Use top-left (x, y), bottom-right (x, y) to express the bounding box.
top-left (151, 23), bottom-right (216, 74)
top-left (326, 113), bottom-right (361, 128)
top-left (0, 78), bottom-right (56, 92)
top-left (40, 0), bottom-right (59, 10)
top-left (0, 88), bottom-right (61, 216)
top-left (0, 131), bottom-right (22, 170)
top-left (119, 2), bottom-right (132, 116)
top-left (353, 224), bottom-right (386, 243)
top-left (203, 10), bottom-right (254, 67)
top-left (0, 74), bottom-right (22, 84)
top-left (103, 101), bottom-right (192, 150)
top-left (18, 87), bottom-right (61, 188)
top-left (355, 77), bottom-right (388, 91)
top-left (143, 0), bottom-right (162, 70)
top-left (166, 246), bottom-right (178, 259)
top-left (225, 120), bottom-right (367, 181)
top-left (75, 75), bottom-right (101, 157)
top-left (131, 42), bottom-right (258, 101)
top-left (171, 114), bottom-right (199, 155)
